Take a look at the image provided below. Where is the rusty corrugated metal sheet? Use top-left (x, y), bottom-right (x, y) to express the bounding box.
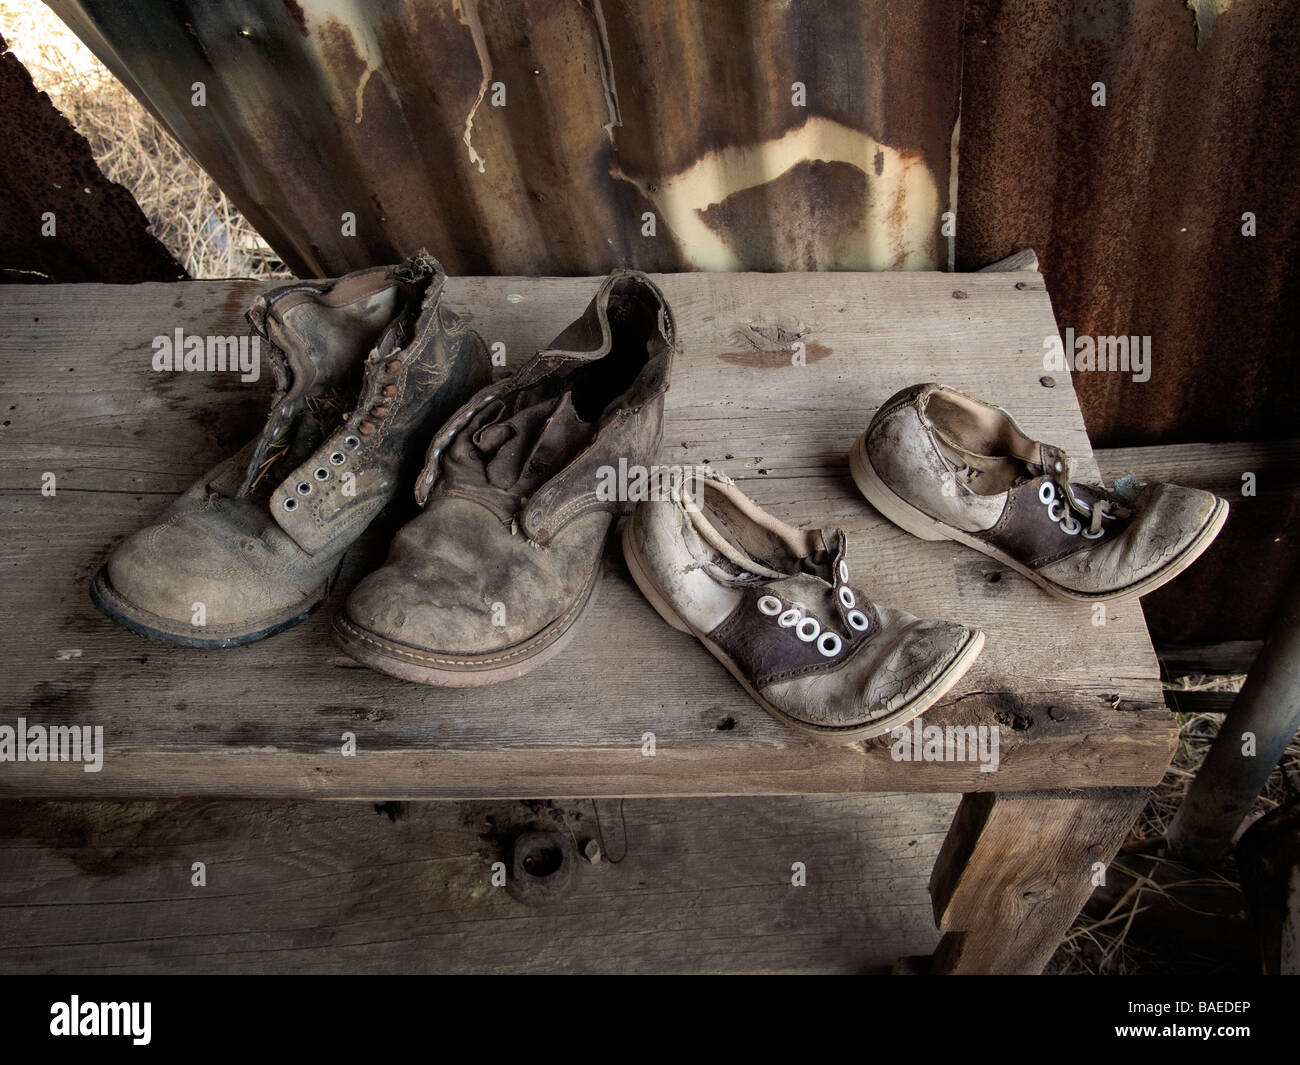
top-left (957, 0), bottom-right (1300, 643)
top-left (0, 31), bottom-right (185, 283)
top-left (46, 0), bottom-right (963, 278)
top-left (957, 0), bottom-right (1300, 450)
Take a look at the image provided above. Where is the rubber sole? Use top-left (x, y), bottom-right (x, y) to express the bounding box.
top-left (90, 565), bottom-right (327, 649)
top-left (620, 518), bottom-right (985, 744)
top-left (331, 563), bottom-right (601, 687)
top-left (849, 431), bottom-right (1230, 603)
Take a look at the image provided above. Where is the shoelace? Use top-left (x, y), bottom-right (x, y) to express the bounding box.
top-left (1038, 450), bottom-right (1132, 538)
top-left (939, 443), bottom-right (1130, 539)
top-left (1038, 479), bottom-right (1113, 538)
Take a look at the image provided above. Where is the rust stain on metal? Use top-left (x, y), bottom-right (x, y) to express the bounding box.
top-left (281, 0), bottom-right (308, 38)
top-left (44, 0), bottom-right (961, 278)
top-left (957, 0), bottom-right (1300, 644)
top-left (0, 32), bottom-right (185, 283)
top-left (958, 0), bottom-right (1300, 451)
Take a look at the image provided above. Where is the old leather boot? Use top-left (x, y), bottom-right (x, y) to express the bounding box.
top-left (621, 468), bottom-right (985, 742)
top-left (334, 270), bottom-right (675, 685)
top-left (851, 383), bottom-right (1229, 601)
top-left (92, 254), bottom-right (490, 647)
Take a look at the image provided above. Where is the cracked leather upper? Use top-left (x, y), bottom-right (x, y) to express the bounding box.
top-left (339, 270), bottom-right (674, 666)
top-left (626, 473), bottom-right (980, 731)
top-left (864, 382), bottom-right (1227, 597)
top-left (101, 254), bottom-right (489, 636)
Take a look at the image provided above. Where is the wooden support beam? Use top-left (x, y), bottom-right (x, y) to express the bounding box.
top-left (928, 787), bottom-right (1148, 974)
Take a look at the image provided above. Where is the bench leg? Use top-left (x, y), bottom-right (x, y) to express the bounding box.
top-left (928, 788), bottom-right (1148, 974)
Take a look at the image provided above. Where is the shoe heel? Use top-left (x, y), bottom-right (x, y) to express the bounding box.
top-left (849, 432), bottom-right (949, 542)
top-left (620, 517), bottom-right (693, 635)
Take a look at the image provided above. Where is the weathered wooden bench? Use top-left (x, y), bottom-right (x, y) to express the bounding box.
top-left (0, 260), bottom-right (1175, 973)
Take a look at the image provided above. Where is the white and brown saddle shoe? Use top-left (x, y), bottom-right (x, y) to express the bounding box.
top-left (622, 469), bottom-right (985, 742)
top-left (850, 383), bottom-right (1228, 601)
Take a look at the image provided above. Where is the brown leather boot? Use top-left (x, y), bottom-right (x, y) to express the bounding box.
top-left (92, 254), bottom-right (490, 646)
top-left (334, 270), bottom-right (675, 685)
top-left (851, 383), bottom-right (1229, 600)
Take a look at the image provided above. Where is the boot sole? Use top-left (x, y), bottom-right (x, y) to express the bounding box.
top-left (849, 431), bottom-right (1230, 603)
top-left (620, 517), bottom-right (985, 744)
top-left (331, 562), bottom-right (601, 687)
top-left (90, 566), bottom-right (328, 649)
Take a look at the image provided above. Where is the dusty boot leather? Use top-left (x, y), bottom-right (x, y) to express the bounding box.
top-left (621, 468), bottom-right (985, 742)
top-left (334, 270), bottom-right (675, 685)
top-left (850, 382), bottom-right (1229, 600)
top-left (92, 254), bottom-right (491, 647)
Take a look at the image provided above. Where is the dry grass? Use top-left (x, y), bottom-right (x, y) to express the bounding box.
top-left (0, 1), bottom-right (291, 279)
top-left (1050, 671), bottom-right (1300, 974)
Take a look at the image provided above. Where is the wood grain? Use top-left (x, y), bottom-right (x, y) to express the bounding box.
top-left (1098, 440), bottom-right (1300, 501)
top-left (0, 273), bottom-right (1173, 798)
top-left (929, 788), bottom-right (1149, 974)
top-left (0, 793), bottom-right (956, 974)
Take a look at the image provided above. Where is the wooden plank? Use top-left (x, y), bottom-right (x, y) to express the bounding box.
top-left (0, 793), bottom-right (956, 974)
top-left (1161, 688), bottom-right (1238, 715)
top-left (1097, 440), bottom-right (1300, 501)
top-left (0, 273), bottom-right (1172, 798)
top-left (928, 787), bottom-right (1148, 974)
top-left (979, 248), bottom-right (1040, 273)
top-left (1158, 640), bottom-right (1261, 675)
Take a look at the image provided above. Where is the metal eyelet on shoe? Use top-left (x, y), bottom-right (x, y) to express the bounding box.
top-left (848, 609), bottom-right (870, 632)
top-left (296, 481), bottom-right (312, 495)
top-left (282, 497), bottom-right (297, 512)
top-left (796, 617), bottom-right (821, 642)
top-left (1048, 499), bottom-right (1067, 523)
top-left (314, 468), bottom-right (330, 481)
top-left (329, 452), bottom-right (345, 466)
top-left (838, 587), bottom-right (855, 608)
top-left (1039, 482), bottom-right (1056, 505)
top-left (344, 435), bottom-right (361, 450)
top-left (757, 595), bottom-right (782, 616)
top-left (817, 632), bottom-right (842, 657)
top-left (1082, 527), bottom-right (1105, 540)
top-left (778, 607), bottom-right (802, 628)
top-left (838, 560), bottom-right (849, 583)
top-left (1059, 513), bottom-right (1081, 535)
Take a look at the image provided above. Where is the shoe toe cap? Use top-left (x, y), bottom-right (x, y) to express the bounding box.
top-left (104, 517), bottom-right (317, 628)
top-left (761, 616), bottom-right (978, 732)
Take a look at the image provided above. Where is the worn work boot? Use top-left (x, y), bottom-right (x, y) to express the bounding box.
top-left (621, 468), bottom-right (985, 742)
top-left (850, 383), bottom-right (1229, 601)
top-left (334, 270), bottom-right (675, 685)
top-left (92, 254), bottom-right (491, 647)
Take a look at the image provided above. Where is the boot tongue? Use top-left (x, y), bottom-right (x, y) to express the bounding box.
top-left (790, 528), bottom-right (838, 582)
top-left (246, 294), bottom-right (319, 405)
top-left (454, 389), bottom-right (596, 499)
top-left (231, 311), bottom-right (320, 498)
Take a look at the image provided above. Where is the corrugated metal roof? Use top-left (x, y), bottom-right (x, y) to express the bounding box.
top-left (46, 0), bottom-right (962, 277)
top-left (957, 0), bottom-right (1300, 449)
